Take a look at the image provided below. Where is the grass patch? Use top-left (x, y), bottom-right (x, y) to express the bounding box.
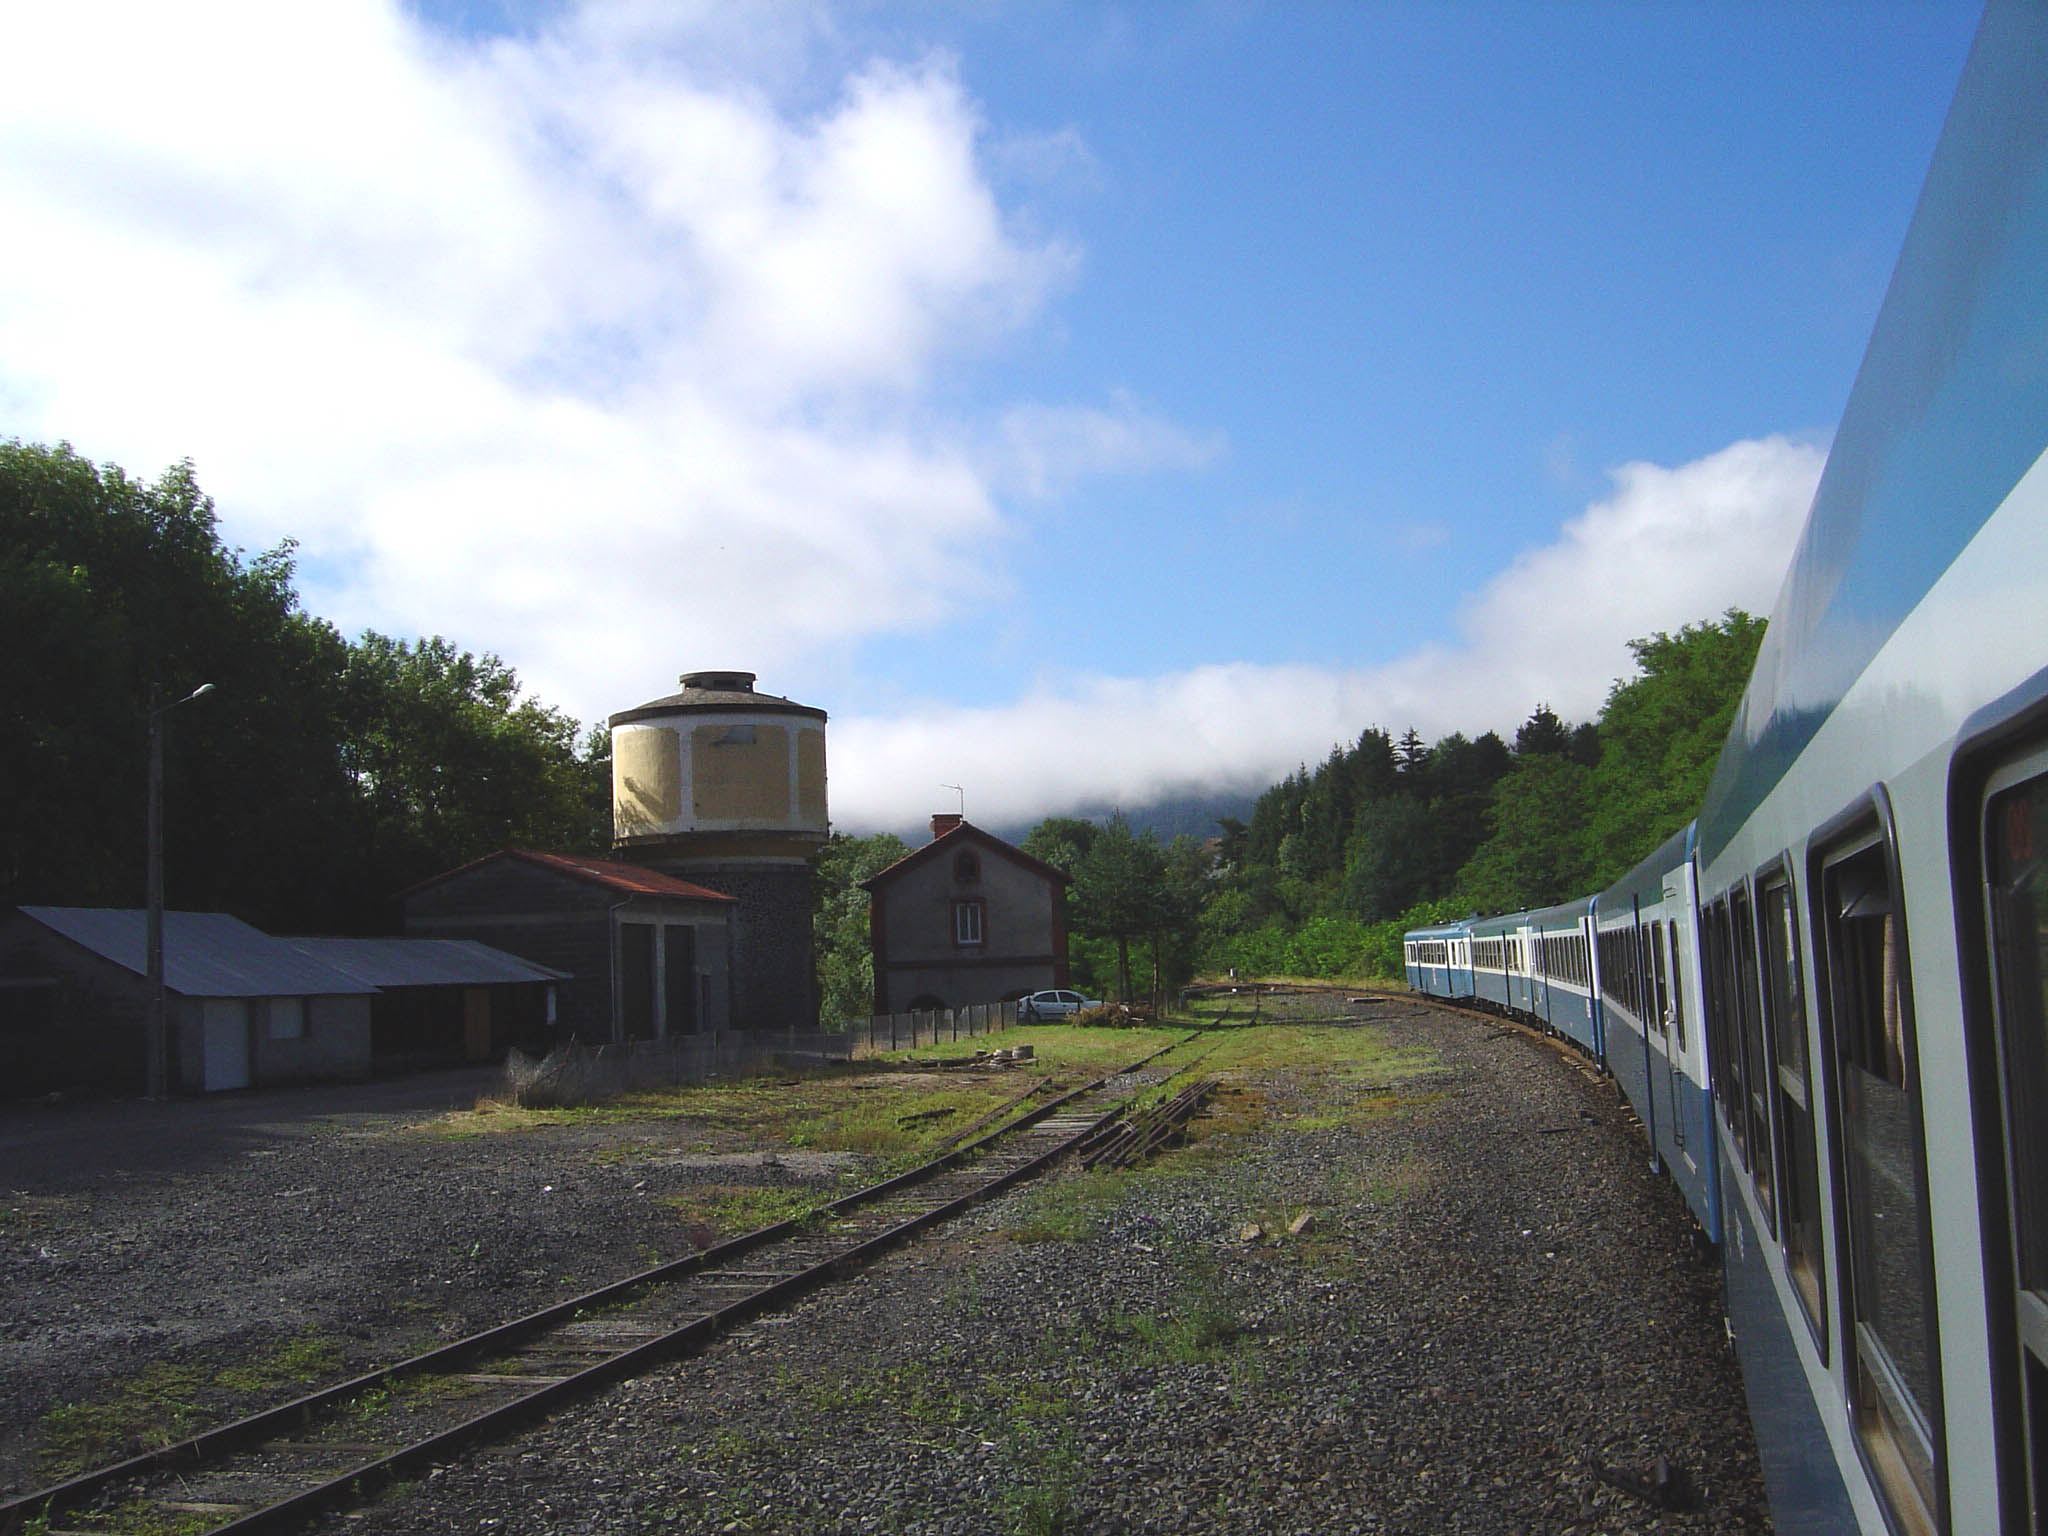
top-left (215, 1332), bottom-right (344, 1396)
top-left (36, 1334), bottom-right (349, 1475)
top-left (54, 1495), bottom-right (216, 1536)
top-left (657, 1184), bottom-right (822, 1237)
top-left (38, 1363), bottom-right (212, 1473)
top-left (999, 1166), bottom-right (1149, 1244)
top-left (1114, 1300), bottom-right (1244, 1365)
top-left (406, 1025), bottom-right (1195, 1162)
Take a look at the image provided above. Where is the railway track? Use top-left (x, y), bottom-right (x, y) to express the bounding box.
top-left (2, 1037), bottom-right (1199, 1536)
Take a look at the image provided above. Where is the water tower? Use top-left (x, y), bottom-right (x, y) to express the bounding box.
top-left (610, 670), bottom-right (828, 1030)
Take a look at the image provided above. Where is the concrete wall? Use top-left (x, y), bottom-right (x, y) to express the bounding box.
top-left (871, 843), bottom-right (1063, 1014)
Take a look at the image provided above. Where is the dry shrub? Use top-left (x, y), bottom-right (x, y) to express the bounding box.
top-left (503, 1044), bottom-right (666, 1108)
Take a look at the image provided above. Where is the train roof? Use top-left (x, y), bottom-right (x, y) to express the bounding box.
top-left (1597, 823), bottom-right (1696, 913)
top-left (1698, 0), bottom-right (2048, 862)
top-left (1403, 920), bottom-right (1471, 941)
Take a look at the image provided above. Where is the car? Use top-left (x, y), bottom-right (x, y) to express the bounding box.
top-left (1016, 989), bottom-right (1101, 1022)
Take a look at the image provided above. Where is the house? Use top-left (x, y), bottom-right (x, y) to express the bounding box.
top-left (0, 907), bottom-right (377, 1096)
top-left (860, 814), bottom-right (1070, 1015)
top-left (281, 937), bottom-right (567, 1069)
top-left (399, 848), bottom-right (735, 1042)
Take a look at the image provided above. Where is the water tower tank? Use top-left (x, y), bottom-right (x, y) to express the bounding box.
top-left (609, 671), bottom-right (828, 1032)
top-left (610, 671), bottom-right (828, 852)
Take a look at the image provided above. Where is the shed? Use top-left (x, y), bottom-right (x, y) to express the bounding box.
top-left (400, 849), bottom-right (736, 1042)
top-left (281, 937), bottom-right (568, 1068)
top-left (0, 907), bottom-right (377, 1097)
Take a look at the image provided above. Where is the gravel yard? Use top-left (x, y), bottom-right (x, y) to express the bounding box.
top-left (2, 999), bottom-right (1770, 1533)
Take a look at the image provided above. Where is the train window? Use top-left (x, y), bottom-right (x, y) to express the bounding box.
top-left (1818, 828), bottom-right (1939, 1536)
top-left (1732, 884), bottom-right (1776, 1232)
top-left (1704, 898), bottom-right (1743, 1158)
top-left (1669, 922), bottom-right (1687, 1049)
top-left (1984, 761), bottom-right (2048, 1534)
top-left (1761, 873), bottom-right (1825, 1345)
top-left (1652, 922), bottom-right (1670, 1034)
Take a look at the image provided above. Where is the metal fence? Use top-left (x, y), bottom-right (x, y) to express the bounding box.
top-left (832, 1000), bottom-right (1019, 1058)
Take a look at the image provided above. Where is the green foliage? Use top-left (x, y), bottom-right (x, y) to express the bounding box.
top-left (0, 441), bottom-right (606, 931)
top-left (1453, 754), bottom-right (1597, 912)
top-left (1056, 818), bottom-right (1212, 1002)
top-left (1019, 816), bottom-right (1098, 876)
top-left (1204, 611), bottom-right (1760, 975)
top-left (1587, 610), bottom-right (1765, 882)
top-left (810, 831), bottom-right (911, 1024)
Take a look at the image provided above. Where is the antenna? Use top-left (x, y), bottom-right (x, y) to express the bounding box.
top-left (940, 783), bottom-right (965, 818)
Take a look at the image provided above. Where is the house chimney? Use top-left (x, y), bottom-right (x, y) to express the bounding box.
top-left (931, 812), bottom-right (964, 841)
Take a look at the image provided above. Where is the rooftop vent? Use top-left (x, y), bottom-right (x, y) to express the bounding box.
top-left (680, 670), bottom-right (757, 693)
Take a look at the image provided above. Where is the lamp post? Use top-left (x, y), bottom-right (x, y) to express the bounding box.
top-left (145, 681), bottom-right (215, 1099)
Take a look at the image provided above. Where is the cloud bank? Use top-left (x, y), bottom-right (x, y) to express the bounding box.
top-left (0, 0), bottom-right (1174, 716)
top-left (830, 435), bottom-right (1824, 831)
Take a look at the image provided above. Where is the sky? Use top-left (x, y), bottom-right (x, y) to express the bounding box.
top-left (0, 1), bottom-right (1985, 834)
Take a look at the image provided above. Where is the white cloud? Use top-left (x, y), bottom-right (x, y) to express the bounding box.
top-left (830, 436), bottom-right (1824, 831)
top-left (991, 391), bottom-right (1223, 499)
top-left (0, 0), bottom-right (1133, 721)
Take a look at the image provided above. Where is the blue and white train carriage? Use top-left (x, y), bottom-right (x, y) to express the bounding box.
top-left (1401, 920), bottom-right (1471, 999)
top-left (1402, 4), bottom-right (2048, 1529)
top-left (1594, 825), bottom-right (1719, 1239)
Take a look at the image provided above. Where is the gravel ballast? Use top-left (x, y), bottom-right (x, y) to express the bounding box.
top-left (3, 1001), bottom-right (1771, 1533)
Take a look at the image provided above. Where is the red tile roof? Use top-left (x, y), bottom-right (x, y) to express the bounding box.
top-left (401, 848), bottom-right (737, 902)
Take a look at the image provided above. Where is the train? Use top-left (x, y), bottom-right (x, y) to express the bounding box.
top-left (1406, 5), bottom-right (2048, 1532)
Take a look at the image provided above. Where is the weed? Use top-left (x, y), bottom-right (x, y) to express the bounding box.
top-left (38, 1363), bottom-right (211, 1473)
top-left (997, 1413), bottom-right (1081, 1536)
top-left (1115, 1300), bottom-right (1243, 1365)
top-left (999, 1167), bottom-right (1145, 1244)
top-left (658, 1183), bottom-right (820, 1236)
top-left (60, 1495), bottom-right (214, 1536)
top-left (215, 1332), bottom-right (345, 1395)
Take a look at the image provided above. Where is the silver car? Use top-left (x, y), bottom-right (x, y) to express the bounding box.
top-left (1017, 988), bottom-right (1102, 1022)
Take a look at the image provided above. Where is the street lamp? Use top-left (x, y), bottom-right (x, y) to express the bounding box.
top-left (145, 681), bottom-right (215, 1099)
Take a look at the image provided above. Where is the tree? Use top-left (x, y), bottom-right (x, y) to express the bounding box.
top-left (0, 441), bottom-right (616, 934)
top-left (811, 832), bottom-right (911, 1025)
top-left (337, 633), bottom-right (593, 924)
top-left (1020, 816), bottom-right (1099, 877)
top-left (0, 442), bottom-right (362, 927)
top-left (1514, 704), bottom-right (1573, 757)
top-left (1588, 611), bottom-right (1766, 882)
top-left (1454, 755), bottom-right (1597, 912)
top-left (1069, 816), bottom-right (1170, 1003)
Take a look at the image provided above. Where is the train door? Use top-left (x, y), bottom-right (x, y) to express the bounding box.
top-left (1982, 752), bottom-right (2048, 1533)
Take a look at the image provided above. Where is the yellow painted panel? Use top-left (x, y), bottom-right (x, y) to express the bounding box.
top-left (692, 722), bottom-right (790, 822)
top-left (796, 728), bottom-right (828, 825)
top-left (614, 727), bottom-right (682, 834)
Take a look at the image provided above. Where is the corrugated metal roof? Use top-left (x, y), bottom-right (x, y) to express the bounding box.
top-left (19, 909), bottom-right (379, 998)
top-left (282, 937), bottom-right (569, 988)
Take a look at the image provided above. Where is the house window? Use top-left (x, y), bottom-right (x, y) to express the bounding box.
top-left (954, 900), bottom-right (985, 947)
top-left (266, 997), bottom-right (305, 1040)
top-left (954, 849), bottom-right (980, 882)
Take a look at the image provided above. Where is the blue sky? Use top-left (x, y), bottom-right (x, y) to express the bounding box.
top-left (0, 1), bottom-right (1982, 830)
